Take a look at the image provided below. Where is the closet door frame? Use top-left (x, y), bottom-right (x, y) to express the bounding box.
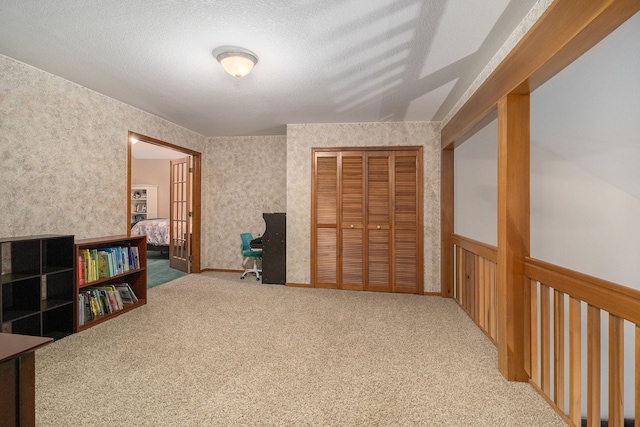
top-left (311, 146), bottom-right (423, 293)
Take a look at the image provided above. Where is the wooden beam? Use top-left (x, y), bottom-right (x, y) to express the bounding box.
top-left (440, 148), bottom-right (454, 298)
top-left (496, 94), bottom-right (530, 381)
top-left (441, 0), bottom-right (640, 149)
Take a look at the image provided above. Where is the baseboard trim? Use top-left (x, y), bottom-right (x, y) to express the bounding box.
top-left (201, 268), bottom-right (244, 273)
top-left (286, 282), bottom-right (313, 288)
top-left (199, 275), bottom-right (447, 296)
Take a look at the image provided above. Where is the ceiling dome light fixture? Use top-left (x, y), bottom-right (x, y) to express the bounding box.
top-left (213, 46), bottom-right (258, 78)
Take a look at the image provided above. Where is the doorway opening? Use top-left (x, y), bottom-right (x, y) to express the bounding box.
top-left (127, 131), bottom-right (202, 287)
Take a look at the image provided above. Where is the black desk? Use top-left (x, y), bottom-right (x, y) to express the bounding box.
top-left (261, 213), bottom-right (286, 284)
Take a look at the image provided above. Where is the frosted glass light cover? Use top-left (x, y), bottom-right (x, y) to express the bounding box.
top-left (218, 52), bottom-right (257, 78)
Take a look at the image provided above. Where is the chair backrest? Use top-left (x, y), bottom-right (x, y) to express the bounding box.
top-left (240, 233), bottom-right (254, 252)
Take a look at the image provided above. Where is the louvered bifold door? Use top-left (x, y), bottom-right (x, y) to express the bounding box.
top-left (393, 152), bottom-right (422, 293)
top-left (365, 152), bottom-right (392, 292)
top-left (340, 152), bottom-right (364, 290)
top-left (313, 152), bottom-right (339, 288)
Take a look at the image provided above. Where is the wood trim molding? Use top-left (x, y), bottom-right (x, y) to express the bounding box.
top-left (440, 148), bottom-right (454, 298)
top-left (312, 146), bottom-right (422, 153)
top-left (451, 234), bottom-right (497, 264)
top-left (441, 0), bottom-right (640, 149)
top-left (528, 380), bottom-right (574, 426)
top-left (129, 131), bottom-right (202, 156)
top-left (286, 282), bottom-right (313, 288)
top-left (525, 257), bottom-right (640, 325)
top-left (127, 131), bottom-right (203, 273)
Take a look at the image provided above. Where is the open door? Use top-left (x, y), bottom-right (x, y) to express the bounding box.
top-left (170, 156), bottom-right (191, 272)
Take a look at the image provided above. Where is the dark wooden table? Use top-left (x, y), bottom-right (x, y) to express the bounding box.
top-left (0, 333), bottom-right (53, 427)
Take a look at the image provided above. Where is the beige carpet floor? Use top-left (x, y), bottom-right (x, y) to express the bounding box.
top-left (35, 272), bottom-right (565, 426)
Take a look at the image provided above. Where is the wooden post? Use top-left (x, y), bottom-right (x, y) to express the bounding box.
top-left (496, 94), bottom-right (530, 381)
top-left (441, 147), bottom-right (454, 298)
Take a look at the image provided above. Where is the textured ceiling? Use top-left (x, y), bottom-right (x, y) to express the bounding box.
top-left (0, 0), bottom-right (538, 137)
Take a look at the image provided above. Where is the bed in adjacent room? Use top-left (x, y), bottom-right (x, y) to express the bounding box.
top-left (131, 218), bottom-right (170, 253)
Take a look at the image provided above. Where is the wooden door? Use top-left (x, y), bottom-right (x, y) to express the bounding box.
top-left (170, 157), bottom-right (191, 272)
top-left (311, 147), bottom-right (422, 294)
top-left (365, 152), bottom-right (392, 292)
top-left (393, 152), bottom-right (422, 293)
top-left (312, 152), bottom-right (339, 288)
top-left (340, 152), bottom-right (364, 290)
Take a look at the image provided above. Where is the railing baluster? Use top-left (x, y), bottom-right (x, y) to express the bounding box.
top-left (587, 305), bottom-right (601, 427)
top-left (541, 284), bottom-right (551, 396)
top-left (554, 290), bottom-right (565, 410)
top-left (569, 296), bottom-right (581, 426)
top-left (608, 314), bottom-right (623, 427)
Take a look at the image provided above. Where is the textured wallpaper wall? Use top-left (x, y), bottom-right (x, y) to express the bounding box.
top-left (204, 136), bottom-right (287, 270)
top-left (0, 55), bottom-right (207, 240)
top-left (286, 122), bottom-right (442, 292)
top-left (0, 55), bottom-right (437, 285)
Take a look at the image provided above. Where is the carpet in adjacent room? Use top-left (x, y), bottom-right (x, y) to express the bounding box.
top-left (146, 250), bottom-right (188, 288)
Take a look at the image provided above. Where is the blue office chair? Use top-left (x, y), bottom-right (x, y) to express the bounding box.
top-left (240, 233), bottom-right (262, 280)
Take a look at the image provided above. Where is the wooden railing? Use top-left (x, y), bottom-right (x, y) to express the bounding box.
top-left (451, 234), bottom-right (497, 343)
top-left (452, 234), bottom-right (640, 425)
top-left (526, 257), bottom-right (640, 427)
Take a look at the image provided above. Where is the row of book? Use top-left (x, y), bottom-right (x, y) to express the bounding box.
top-left (78, 283), bottom-right (139, 326)
top-left (77, 245), bottom-right (141, 285)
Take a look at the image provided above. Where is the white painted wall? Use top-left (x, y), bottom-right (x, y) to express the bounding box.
top-left (530, 144), bottom-right (640, 288)
top-left (454, 119), bottom-right (497, 245)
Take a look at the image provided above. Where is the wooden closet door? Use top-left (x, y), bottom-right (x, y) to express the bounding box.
top-left (313, 153), bottom-right (339, 288)
top-left (340, 153), bottom-right (364, 290)
top-left (365, 152), bottom-right (392, 292)
top-left (312, 147), bottom-right (422, 293)
top-left (393, 152), bottom-right (422, 293)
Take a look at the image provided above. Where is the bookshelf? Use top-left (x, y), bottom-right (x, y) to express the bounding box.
top-left (131, 184), bottom-right (158, 226)
top-left (0, 235), bottom-right (75, 339)
top-left (74, 235), bottom-right (147, 332)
